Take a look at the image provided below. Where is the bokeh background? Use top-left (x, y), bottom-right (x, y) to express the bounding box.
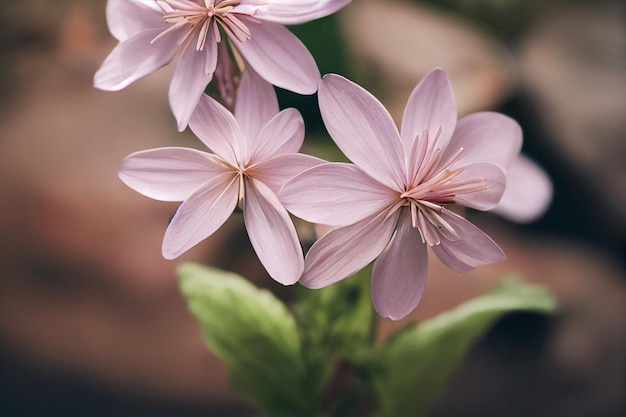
top-left (0, 0), bottom-right (624, 416)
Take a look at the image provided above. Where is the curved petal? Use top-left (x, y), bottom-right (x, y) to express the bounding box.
top-left (371, 209), bottom-right (428, 320)
top-left (163, 172), bottom-right (239, 259)
top-left (318, 74), bottom-right (406, 190)
top-left (249, 0), bottom-right (351, 25)
top-left (247, 109), bottom-right (305, 163)
top-left (492, 155), bottom-right (552, 223)
top-left (300, 210), bottom-right (399, 289)
top-left (451, 162), bottom-right (506, 211)
top-left (107, 0), bottom-right (166, 41)
top-left (189, 94), bottom-right (242, 166)
top-left (280, 163), bottom-right (398, 226)
top-left (170, 33), bottom-right (217, 132)
top-left (250, 153), bottom-right (325, 195)
top-left (233, 19), bottom-right (320, 95)
top-left (235, 68), bottom-right (279, 140)
top-left (243, 179), bottom-right (304, 285)
top-left (94, 27), bottom-right (180, 91)
top-left (401, 68), bottom-right (457, 154)
top-left (431, 210), bottom-right (505, 271)
top-left (119, 147), bottom-right (229, 201)
top-left (442, 112), bottom-right (522, 170)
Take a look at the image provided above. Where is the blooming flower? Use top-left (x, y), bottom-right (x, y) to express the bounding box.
top-left (280, 69), bottom-right (552, 319)
top-left (119, 70), bottom-right (323, 284)
top-left (94, 0), bottom-right (351, 131)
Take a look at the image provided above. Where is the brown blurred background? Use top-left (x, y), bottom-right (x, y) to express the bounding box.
top-left (0, 0), bottom-right (624, 416)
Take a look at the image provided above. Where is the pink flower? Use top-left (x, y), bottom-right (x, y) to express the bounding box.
top-left (94, 0), bottom-right (351, 131)
top-left (119, 70), bottom-right (323, 285)
top-left (280, 69), bottom-right (552, 319)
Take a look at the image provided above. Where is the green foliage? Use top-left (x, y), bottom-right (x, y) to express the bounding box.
top-left (365, 277), bottom-right (558, 417)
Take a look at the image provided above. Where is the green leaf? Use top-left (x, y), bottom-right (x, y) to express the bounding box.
top-left (366, 277), bottom-right (558, 417)
top-left (178, 263), bottom-right (312, 417)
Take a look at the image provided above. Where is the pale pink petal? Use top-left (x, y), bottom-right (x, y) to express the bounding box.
top-left (371, 209), bottom-right (429, 320)
top-left (189, 94), bottom-right (241, 166)
top-left (451, 162), bottom-right (506, 211)
top-left (247, 109), bottom-right (304, 163)
top-left (232, 19), bottom-right (320, 95)
top-left (442, 112), bottom-right (522, 170)
top-left (401, 68), bottom-right (457, 154)
top-left (170, 33), bottom-right (218, 132)
top-left (318, 74), bottom-right (406, 190)
top-left (300, 210), bottom-right (399, 289)
top-left (119, 147), bottom-right (229, 201)
top-left (250, 0), bottom-right (352, 25)
top-left (106, 0), bottom-right (166, 41)
top-left (94, 27), bottom-right (180, 91)
top-left (431, 210), bottom-right (506, 271)
top-left (493, 155), bottom-right (552, 223)
top-left (250, 153), bottom-right (325, 195)
top-left (280, 163), bottom-right (398, 226)
top-left (163, 172), bottom-right (239, 259)
top-left (234, 68), bottom-right (279, 140)
top-left (243, 179), bottom-right (304, 285)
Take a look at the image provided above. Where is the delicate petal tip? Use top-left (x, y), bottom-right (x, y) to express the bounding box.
top-left (253, 0), bottom-right (352, 25)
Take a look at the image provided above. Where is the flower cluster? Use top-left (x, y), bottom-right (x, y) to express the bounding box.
top-left (97, 0), bottom-right (551, 319)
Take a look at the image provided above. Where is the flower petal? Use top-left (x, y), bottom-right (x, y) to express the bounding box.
top-left (371, 209), bottom-right (428, 320)
top-left (163, 172), bottom-right (239, 259)
top-left (300, 210), bottom-right (399, 289)
top-left (401, 68), bottom-right (457, 154)
top-left (247, 109), bottom-right (305, 163)
top-left (243, 179), bottom-right (304, 285)
top-left (235, 68), bottom-right (280, 140)
top-left (106, 0), bottom-right (165, 41)
top-left (189, 94), bottom-right (242, 166)
top-left (119, 147), bottom-right (228, 201)
top-left (94, 27), bottom-right (179, 91)
top-left (233, 19), bottom-right (320, 95)
top-left (493, 155), bottom-right (552, 223)
top-left (250, 153), bottom-right (325, 195)
top-left (452, 162), bottom-right (506, 211)
top-left (169, 32), bottom-right (217, 132)
top-left (431, 210), bottom-right (505, 271)
top-left (442, 112), bottom-right (522, 169)
top-left (318, 74), bottom-right (406, 190)
top-left (280, 163), bottom-right (398, 226)
top-left (250, 0), bottom-right (351, 25)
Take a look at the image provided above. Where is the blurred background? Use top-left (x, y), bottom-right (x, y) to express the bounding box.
top-left (0, 0), bottom-right (624, 416)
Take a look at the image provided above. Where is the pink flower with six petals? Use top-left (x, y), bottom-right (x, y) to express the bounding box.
top-left (119, 70), bottom-right (323, 284)
top-left (280, 69), bottom-right (552, 319)
top-left (94, 0), bottom-right (351, 131)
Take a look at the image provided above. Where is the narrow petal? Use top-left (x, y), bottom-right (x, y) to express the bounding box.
top-left (94, 28), bottom-right (179, 91)
top-left (189, 94), bottom-right (242, 166)
top-left (492, 155), bottom-right (552, 223)
top-left (371, 210), bottom-right (428, 320)
top-left (301, 210), bottom-right (399, 289)
top-left (401, 68), bottom-right (457, 154)
top-left (250, 0), bottom-right (351, 25)
top-left (106, 0), bottom-right (166, 41)
top-left (243, 179), bottom-right (304, 285)
top-left (235, 68), bottom-right (279, 140)
top-left (233, 19), bottom-right (320, 95)
top-left (318, 74), bottom-right (406, 190)
top-left (280, 163), bottom-right (398, 226)
top-left (247, 109), bottom-right (305, 163)
top-left (431, 210), bottom-right (505, 271)
top-left (250, 153), bottom-right (325, 195)
top-left (119, 147), bottom-right (229, 201)
top-left (452, 162), bottom-right (506, 211)
top-left (442, 112), bottom-right (522, 169)
top-left (163, 172), bottom-right (239, 259)
top-left (169, 33), bottom-right (217, 132)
